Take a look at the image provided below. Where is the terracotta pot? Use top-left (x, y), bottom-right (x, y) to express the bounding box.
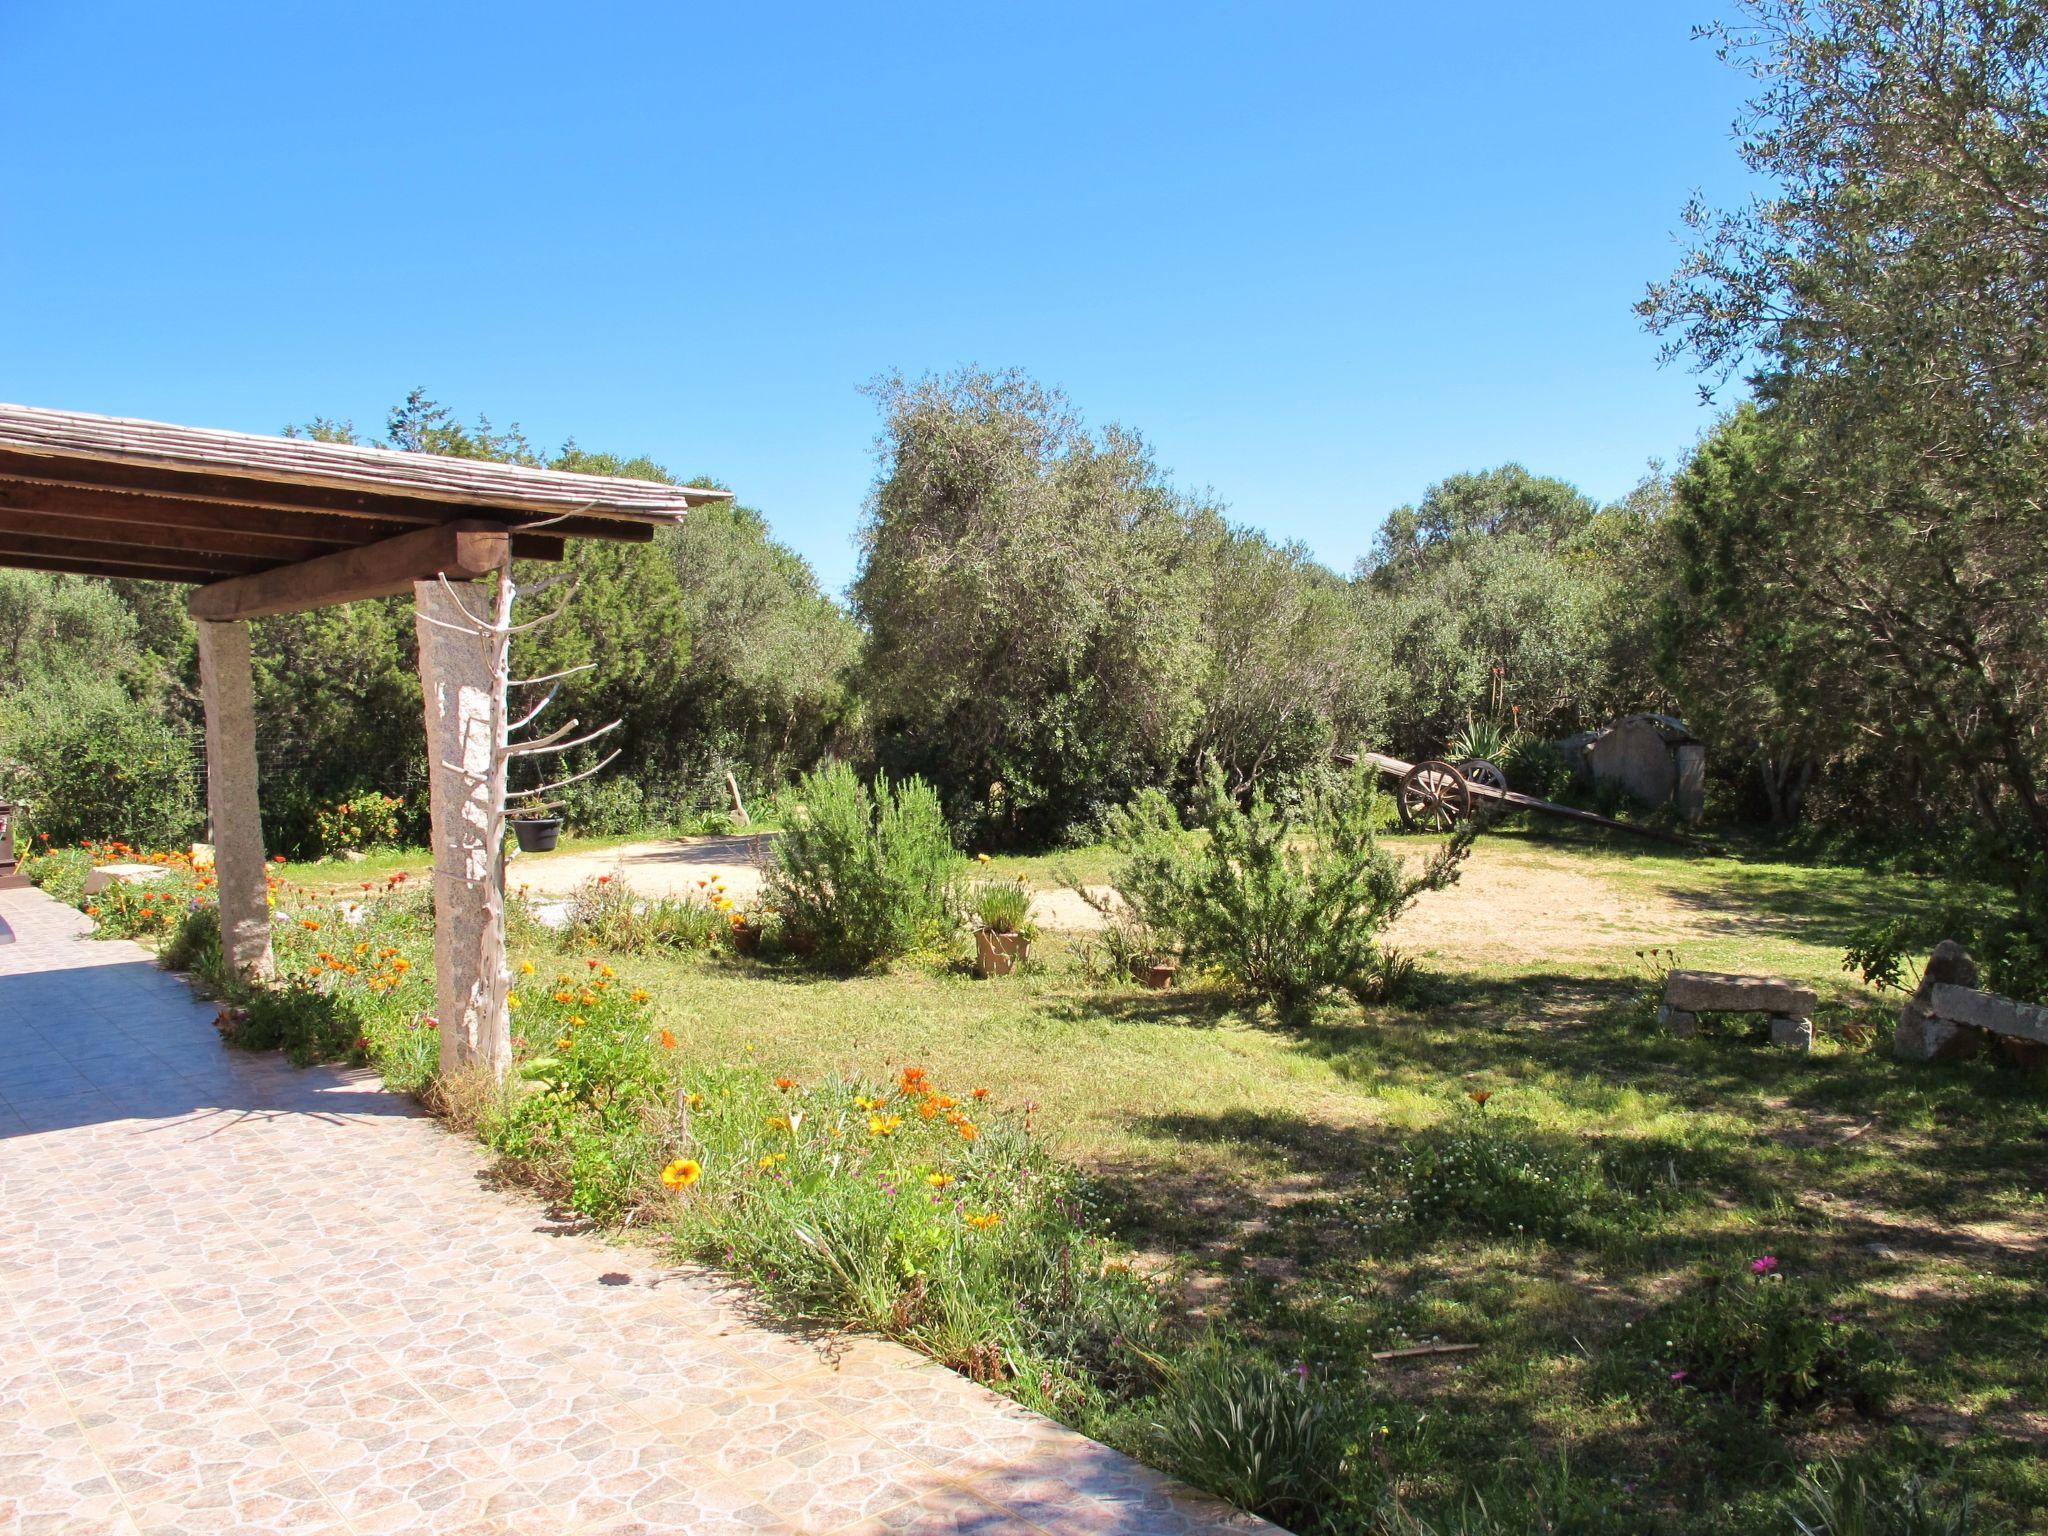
top-left (975, 928), bottom-right (1029, 978)
top-left (728, 921), bottom-right (762, 954)
top-left (1141, 958), bottom-right (1180, 990)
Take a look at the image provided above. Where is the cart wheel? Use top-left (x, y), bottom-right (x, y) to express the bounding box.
top-left (1398, 760), bottom-right (1471, 831)
top-left (1458, 758), bottom-right (1508, 818)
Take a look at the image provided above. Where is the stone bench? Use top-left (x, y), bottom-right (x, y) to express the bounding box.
top-left (1659, 969), bottom-right (1817, 1051)
top-left (1896, 941), bottom-right (2047, 1066)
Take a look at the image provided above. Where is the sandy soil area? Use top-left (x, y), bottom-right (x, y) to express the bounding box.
top-left (510, 833), bottom-right (1728, 967)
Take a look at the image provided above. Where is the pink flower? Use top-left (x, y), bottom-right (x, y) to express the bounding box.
top-left (1750, 1255), bottom-right (1778, 1274)
top-left (1668, 1369), bottom-right (1688, 1382)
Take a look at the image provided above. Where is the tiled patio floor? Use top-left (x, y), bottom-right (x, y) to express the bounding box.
top-left (0, 887), bottom-right (1266, 1536)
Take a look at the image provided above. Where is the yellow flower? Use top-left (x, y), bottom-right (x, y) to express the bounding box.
top-left (758, 1152), bottom-right (787, 1169)
top-left (867, 1114), bottom-right (903, 1137)
top-left (661, 1158), bottom-right (703, 1190)
top-left (631, 989), bottom-right (651, 1003)
top-left (519, 960), bottom-right (535, 975)
top-left (554, 1036), bottom-right (573, 1049)
top-left (508, 994), bottom-right (522, 1010)
top-left (925, 1172), bottom-right (955, 1189)
top-left (568, 1015), bottom-right (585, 1028)
top-left (976, 852), bottom-right (991, 863)
top-left (964, 1211), bottom-right (1002, 1230)
top-left (600, 964), bottom-right (615, 978)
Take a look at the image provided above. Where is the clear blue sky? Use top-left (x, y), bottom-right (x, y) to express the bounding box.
top-left (0, 2), bottom-right (1753, 594)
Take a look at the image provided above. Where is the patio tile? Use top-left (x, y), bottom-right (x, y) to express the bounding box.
top-left (0, 885), bottom-right (1264, 1536)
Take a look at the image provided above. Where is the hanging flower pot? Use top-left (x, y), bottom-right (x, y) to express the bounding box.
top-left (975, 928), bottom-right (1030, 978)
top-left (509, 816), bottom-right (562, 854)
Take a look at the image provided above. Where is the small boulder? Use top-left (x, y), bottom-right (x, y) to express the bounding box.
top-left (1770, 1014), bottom-right (1814, 1052)
top-left (82, 863), bottom-right (171, 896)
top-left (1896, 942), bottom-right (1982, 1062)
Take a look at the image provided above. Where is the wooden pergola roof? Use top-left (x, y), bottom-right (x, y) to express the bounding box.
top-left (0, 402), bottom-right (730, 588)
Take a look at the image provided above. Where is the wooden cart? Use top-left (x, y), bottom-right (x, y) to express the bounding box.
top-left (1355, 751), bottom-right (1695, 846)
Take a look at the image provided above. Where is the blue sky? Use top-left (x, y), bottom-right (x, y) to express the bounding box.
top-left (0, 2), bottom-right (1754, 594)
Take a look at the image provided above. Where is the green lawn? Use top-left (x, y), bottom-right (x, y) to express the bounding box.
top-left (588, 827), bottom-right (2045, 1530)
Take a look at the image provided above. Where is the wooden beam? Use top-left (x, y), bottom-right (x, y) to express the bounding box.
top-left (0, 477), bottom-right (421, 544)
top-left (0, 452), bottom-right (657, 543)
top-left (188, 519), bottom-right (522, 622)
top-left (0, 550), bottom-right (227, 583)
top-left (0, 532), bottom-right (260, 576)
top-left (0, 505), bottom-right (347, 563)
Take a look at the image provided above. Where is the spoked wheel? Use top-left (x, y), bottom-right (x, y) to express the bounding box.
top-left (1458, 758), bottom-right (1508, 819)
top-left (1398, 759), bottom-right (1472, 831)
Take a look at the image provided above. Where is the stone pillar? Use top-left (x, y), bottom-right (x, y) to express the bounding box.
top-left (194, 619), bottom-right (273, 980)
top-left (415, 579), bottom-right (512, 1081)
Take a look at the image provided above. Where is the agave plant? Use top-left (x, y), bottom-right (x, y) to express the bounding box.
top-left (1447, 713), bottom-right (1517, 767)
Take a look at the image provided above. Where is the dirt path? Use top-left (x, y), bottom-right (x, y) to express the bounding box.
top-left (512, 835), bottom-right (1731, 968)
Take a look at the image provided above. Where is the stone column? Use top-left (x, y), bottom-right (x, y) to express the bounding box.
top-left (194, 619), bottom-right (274, 980)
top-left (414, 579), bottom-right (512, 1081)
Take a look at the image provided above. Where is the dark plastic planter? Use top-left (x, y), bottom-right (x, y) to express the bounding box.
top-left (510, 817), bottom-right (562, 854)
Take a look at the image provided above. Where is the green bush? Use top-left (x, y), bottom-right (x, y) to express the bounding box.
top-left (1102, 759), bottom-right (1467, 1010)
top-left (561, 775), bottom-right (651, 837)
top-left (1787, 1455), bottom-right (1980, 1536)
top-left (1658, 1257), bottom-right (1898, 1414)
top-left (1363, 1102), bottom-right (1693, 1247)
top-left (310, 791), bottom-right (404, 855)
top-left (558, 875), bottom-right (728, 955)
top-left (1, 678), bottom-right (200, 848)
top-left (1150, 1352), bottom-right (1349, 1528)
top-left (768, 763), bottom-right (960, 969)
top-left (487, 965), bottom-right (673, 1217)
top-left (663, 1063), bottom-right (1166, 1396)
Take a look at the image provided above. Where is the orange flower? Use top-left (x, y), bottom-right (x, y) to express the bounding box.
top-left (661, 1158), bottom-right (703, 1190)
top-left (659, 1029), bottom-right (678, 1050)
top-left (963, 1211), bottom-right (1002, 1230)
top-left (898, 1066), bottom-right (929, 1093)
top-left (554, 1036), bottom-right (573, 1050)
top-left (301, 919), bottom-right (320, 931)
top-left (970, 1087), bottom-right (990, 1101)
top-left (1468, 1090), bottom-right (1493, 1107)
top-left (631, 989), bottom-right (651, 1004)
top-left (956, 1121), bottom-right (980, 1142)
top-left (775, 1076), bottom-right (796, 1092)
top-left (554, 991), bottom-right (574, 1004)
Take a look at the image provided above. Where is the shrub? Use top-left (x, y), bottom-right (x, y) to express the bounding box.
top-left (485, 959), bottom-right (674, 1218)
top-left (561, 775), bottom-right (651, 837)
top-left (310, 791), bottom-right (404, 856)
top-left (1502, 737), bottom-right (1573, 801)
top-left (1363, 1101), bottom-right (1693, 1247)
top-left (768, 762), bottom-right (960, 969)
top-left (1787, 1455), bottom-right (1979, 1536)
top-left (968, 878), bottom-right (1033, 936)
top-left (1, 678), bottom-right (200, 848)
top-left (1150, 1352), bottom-right (1349, 1528)
top-left (662, 1063), bottom-right (1167, 1396)
top-left (559, 875), bottom-right (727, 955)
top-left (1102, 759), bottom-right (1468, 1010)
top-left (1658, 1257), bottom-right (1898, 1414)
